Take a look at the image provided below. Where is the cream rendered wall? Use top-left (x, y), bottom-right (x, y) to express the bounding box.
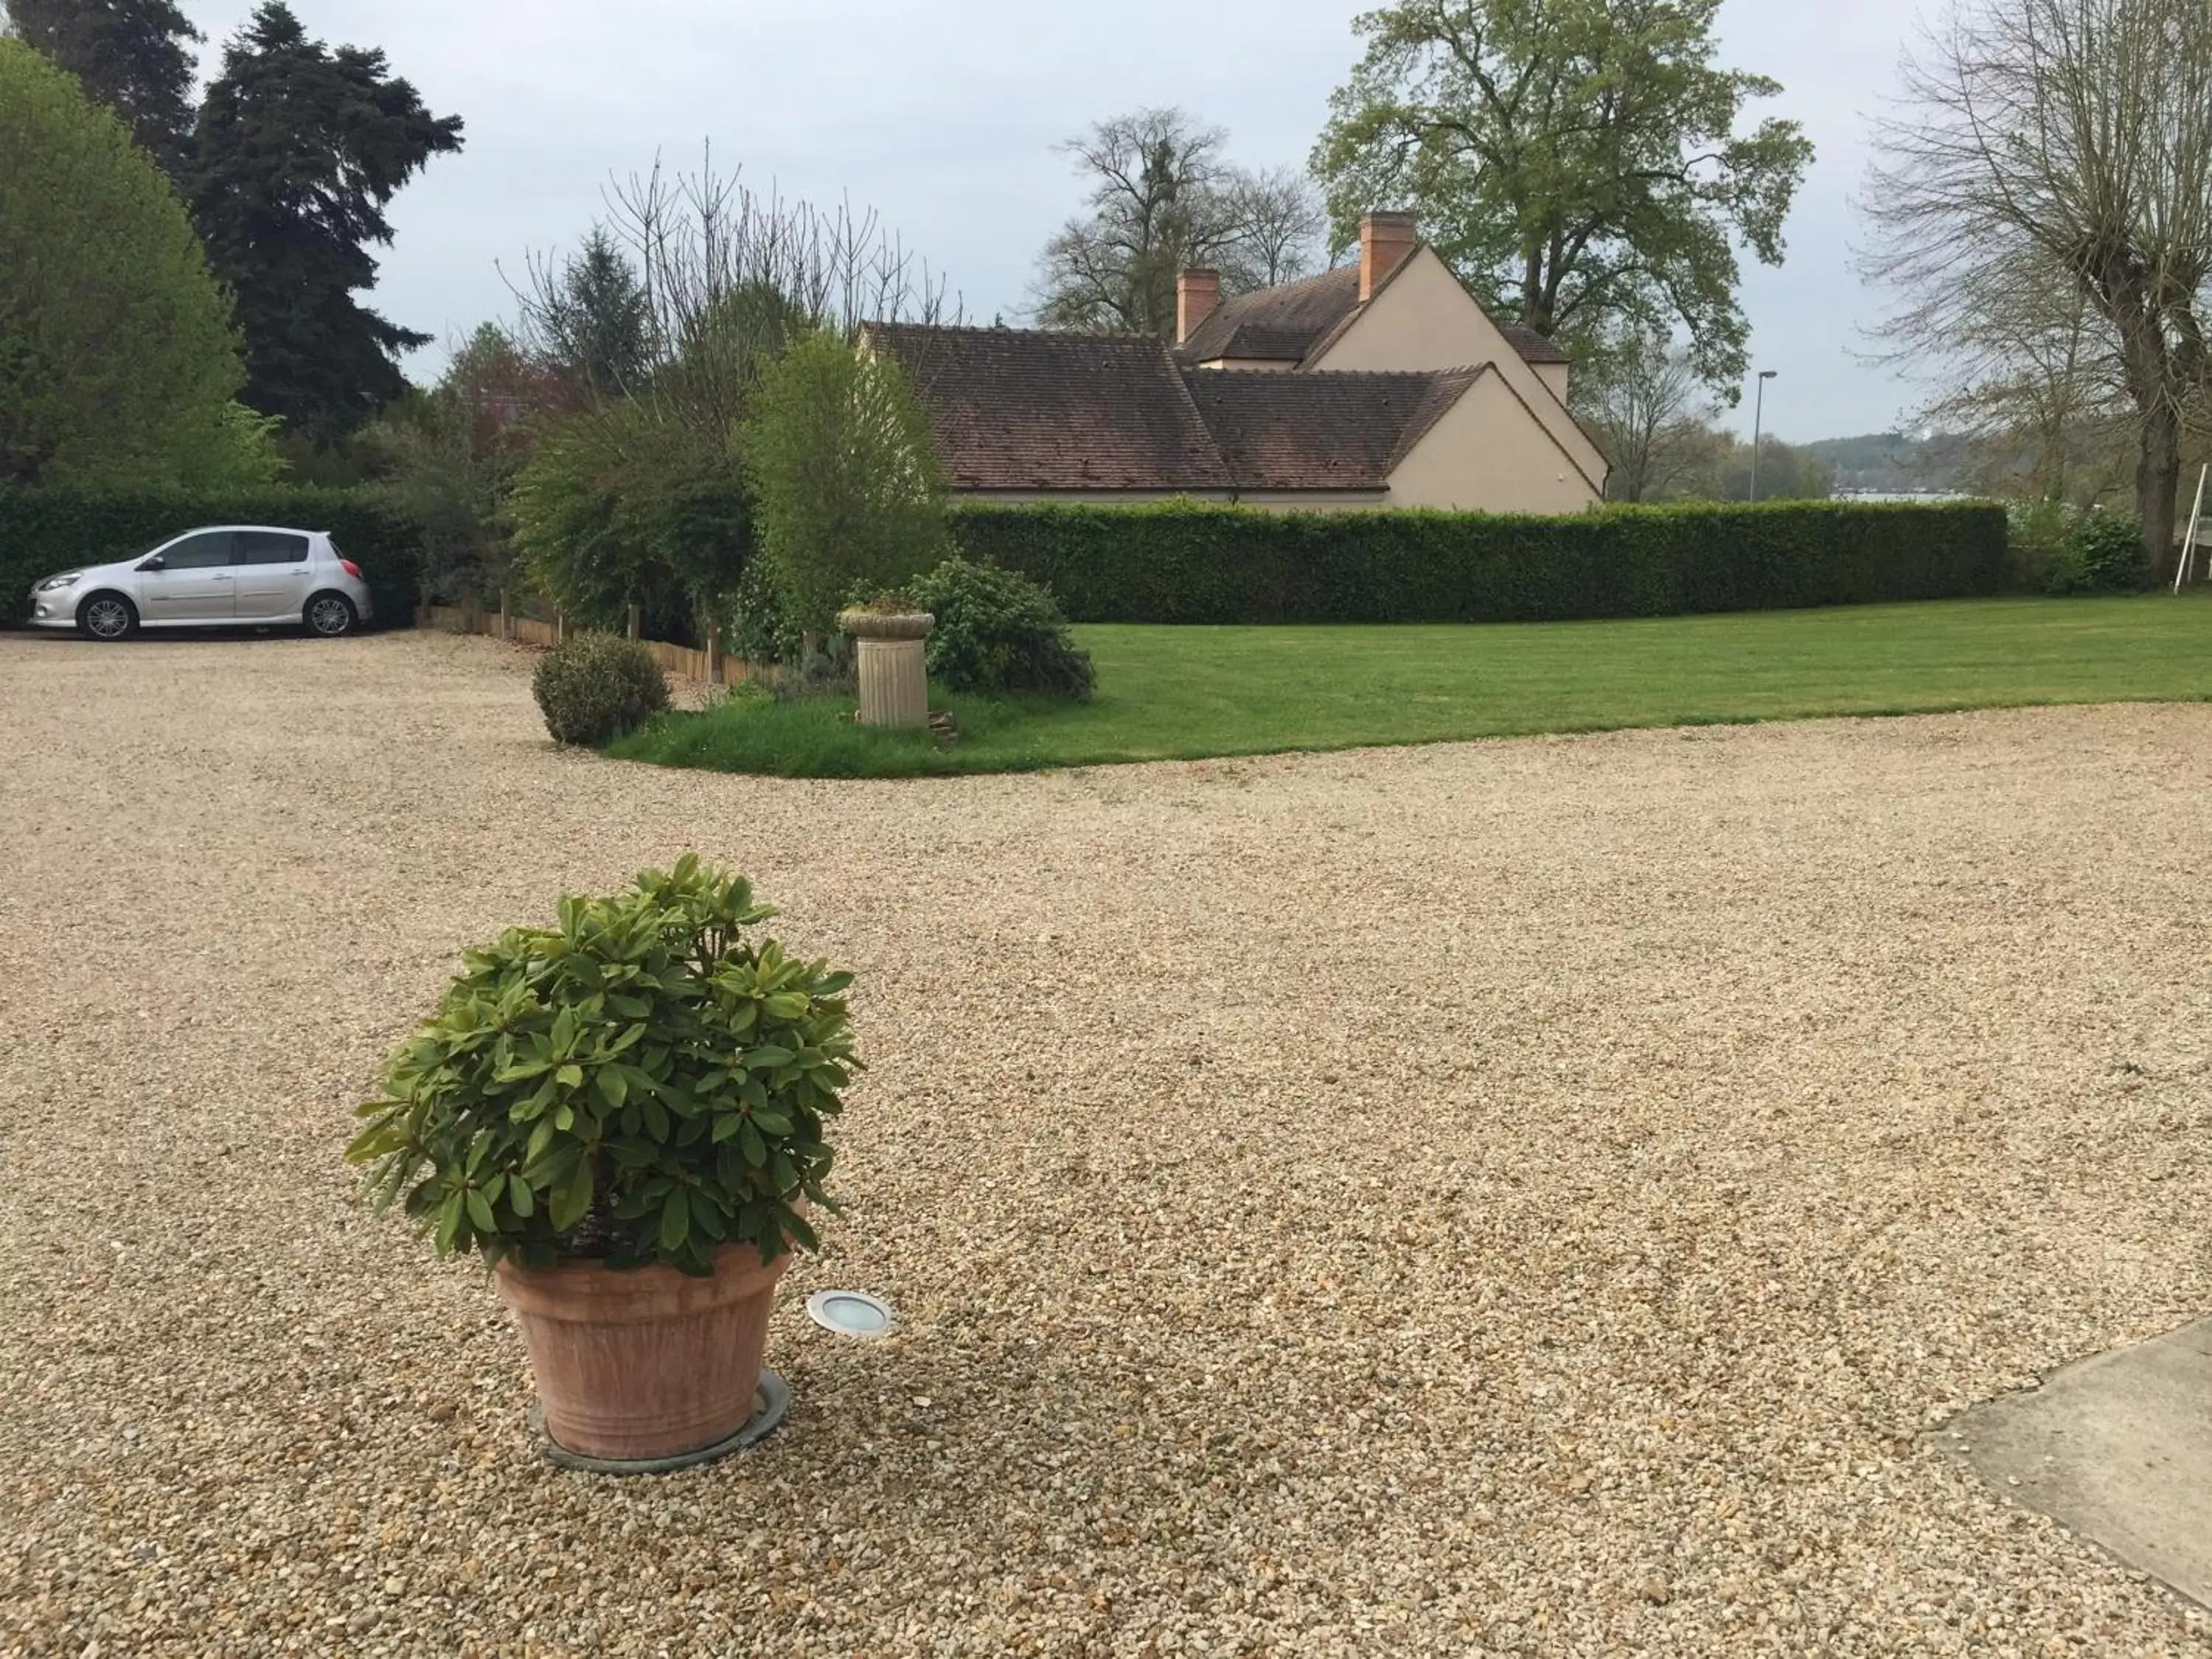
top-left (1385, 372), bottom-right (1601, 513)
top-left (1237, 491), bottom-right (1391, 512)
top-left (956, 490), bottom-right (1220, 507)
top-left (1310, 248), bottom-right (1606, 493)
top-left (953, 490), bottom-right (1388, 511)
top-left (1533, 361), bottom-right (1569, 402)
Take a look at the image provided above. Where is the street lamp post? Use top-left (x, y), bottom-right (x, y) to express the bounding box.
top-left (1750, 369), bottom-right (1778, 502)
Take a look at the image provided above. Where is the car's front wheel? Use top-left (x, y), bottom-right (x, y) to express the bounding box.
top-left (305, 592), bottom-right (358, 638)
top-left (78, 593), bottom-right (138, 641)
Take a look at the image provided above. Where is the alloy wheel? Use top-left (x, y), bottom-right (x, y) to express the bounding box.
top-left (84, 598), bottom-right (132, 640)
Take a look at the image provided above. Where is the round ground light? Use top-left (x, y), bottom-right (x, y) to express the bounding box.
top-left (806, 1289), bottom-right (897, 1338)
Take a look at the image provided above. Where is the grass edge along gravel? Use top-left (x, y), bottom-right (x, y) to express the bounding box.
top-left (604, 594), bottom-right (2212, 778)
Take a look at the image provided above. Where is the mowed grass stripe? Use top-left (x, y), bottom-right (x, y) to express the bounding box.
top-left (608, 594), bottom-right (2212, 777)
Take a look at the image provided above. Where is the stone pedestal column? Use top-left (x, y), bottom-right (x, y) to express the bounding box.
top-left (838, 610), bottom-right (935, 728)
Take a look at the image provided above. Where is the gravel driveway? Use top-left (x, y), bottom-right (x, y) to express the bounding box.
top-left (1, 628), bottom-right (2208, 1657)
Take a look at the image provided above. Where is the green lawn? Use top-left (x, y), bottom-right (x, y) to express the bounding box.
top-left (607, 594), bottom-right (2212, 778)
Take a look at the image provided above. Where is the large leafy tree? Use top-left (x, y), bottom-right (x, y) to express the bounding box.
top-left (192, 2), bottom-right (463, 445)
top-left (3, 0), bottom-right (201, 184)
top-left (1312, 0), bottom-right (1812, 393)
top-left (0, 38), bottom-right (271, 487)
top-left (1032, 108), bottom-right (1328, 335)
top-left (1865, 0), bottom-right (2212, 561)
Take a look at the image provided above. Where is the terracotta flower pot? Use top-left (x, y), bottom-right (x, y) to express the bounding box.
top-left (495, 1242), bottom-right (795, 1461)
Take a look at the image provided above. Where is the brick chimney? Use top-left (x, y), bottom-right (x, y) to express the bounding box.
top-left (1359, 212), bottom-right (1418, 302)
top-left (1177, 268), bottom-right (1221, 344)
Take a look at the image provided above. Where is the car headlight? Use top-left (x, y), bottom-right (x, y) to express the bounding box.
top-left (35, 574), bottom-right (81, 592)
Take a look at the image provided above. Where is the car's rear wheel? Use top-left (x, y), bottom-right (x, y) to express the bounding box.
top-left (78, 593), bottom-right (137, 641)
top-left (305, 591), bottom-right (357, 638)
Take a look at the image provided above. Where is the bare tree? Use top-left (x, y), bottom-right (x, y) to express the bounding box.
top-left (1223, 166), bottom-right (1329, 290)
top-left (1913, 251), bottom-right (2138, 501)
top-left (1030, 108), bottom-right (1326, 334)
top-left (1865, 0), bottom-right (2212, 557)
top-left (1576, 332), bottom-right (1717, 501)
top-left (509, 149), bottom-right (955, 437)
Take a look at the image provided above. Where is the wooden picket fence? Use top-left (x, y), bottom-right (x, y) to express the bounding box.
top-left (415, 600), bottom-right (730, 685)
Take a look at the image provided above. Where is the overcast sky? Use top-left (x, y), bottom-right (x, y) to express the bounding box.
top-left (178, 0), bottom-right (1939, 442)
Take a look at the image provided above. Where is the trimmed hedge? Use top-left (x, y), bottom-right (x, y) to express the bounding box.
top-left (947, 499), bottom-right (2013, 625)
top-left (0, 486), bottom-right (422, 627)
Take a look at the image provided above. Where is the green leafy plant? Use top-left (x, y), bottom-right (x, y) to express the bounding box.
top-left (532, 632), bottom-right (670, 745)
top-left (718, 557), bottom-right (802, 667)
top-left (910, 557), bottom-right (1096, 699)
top-left (2006, 497), bottom-right (2076, 594)
top-left (0, 38), bottom-right (273, 488)
top-left (742, 330), bottom-right (947, 634)
top-left (347, 857), bottom-right (857, 1276)
top-left (510, 400), bottom-right (752, 645)
top-left (2063, 510), bottom-right (2152, 594)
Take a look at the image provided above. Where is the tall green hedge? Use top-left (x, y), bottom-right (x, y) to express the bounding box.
top-left (0, 486), bottom-right (421, 627)
top-left (947, 499), bottom-right (2013, 625)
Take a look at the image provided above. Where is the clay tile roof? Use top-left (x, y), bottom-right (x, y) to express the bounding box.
top-left (864, 323), bottom-right (1229, 491)
top-left (1173, 265), bottom-right (1362, 365)
top-left (867, 321), bottom-right (1492, 495)
top-left (1178, 367), bottom-right (1487, 490)
top-left (1499, 322), bottom-right (1571, 365)
top-left (1173, 258), bottom-right (1572, 372)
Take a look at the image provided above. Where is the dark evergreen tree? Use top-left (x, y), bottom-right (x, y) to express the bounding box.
top-left (191, 2), bottom-right (463, 444)
top-left (5, 0), bottom-right (203, 184)
top-left (539, 228), bottom-right (654, 400)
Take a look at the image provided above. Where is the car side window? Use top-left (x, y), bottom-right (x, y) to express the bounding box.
top-left (155, 532), bottom-right (237, 571)
top-left (235, 532), bottom-right (310, 565)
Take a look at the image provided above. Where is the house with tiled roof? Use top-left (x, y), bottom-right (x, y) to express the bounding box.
top-left (863, 213), bottom-right (1607, 514)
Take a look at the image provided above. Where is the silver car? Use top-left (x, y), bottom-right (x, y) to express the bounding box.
top-left (26, 525), bottom-right (376, 641)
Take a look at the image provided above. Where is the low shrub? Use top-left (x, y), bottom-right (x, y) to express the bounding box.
top-left (720, 557), bottom-right (803, 667)
top-left (2064, 511), bottom-right (2153, 594)
top-left (532, 632), bottom-right (670, 745)
top-left (2006, 498), bottom-right (2075, 594)
top-left (909, 556), bottom-right (1096, 699)
top-left (947, 499), bottom-right (2014, 625)
top-left (346, 855), bottom-right (855, 1273)
top-left (0, 484), bottom-right (422, 626)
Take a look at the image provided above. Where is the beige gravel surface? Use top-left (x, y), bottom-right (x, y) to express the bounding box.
top-left (1, 627), bottom-right (2208, 1658)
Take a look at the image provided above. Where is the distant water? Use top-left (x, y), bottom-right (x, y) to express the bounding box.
top-left (1831, 489), bottom-right (1977, 504)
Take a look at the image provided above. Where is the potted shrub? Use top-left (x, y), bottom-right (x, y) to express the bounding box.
top-left (347, 855), bottom-right (858, 1467)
